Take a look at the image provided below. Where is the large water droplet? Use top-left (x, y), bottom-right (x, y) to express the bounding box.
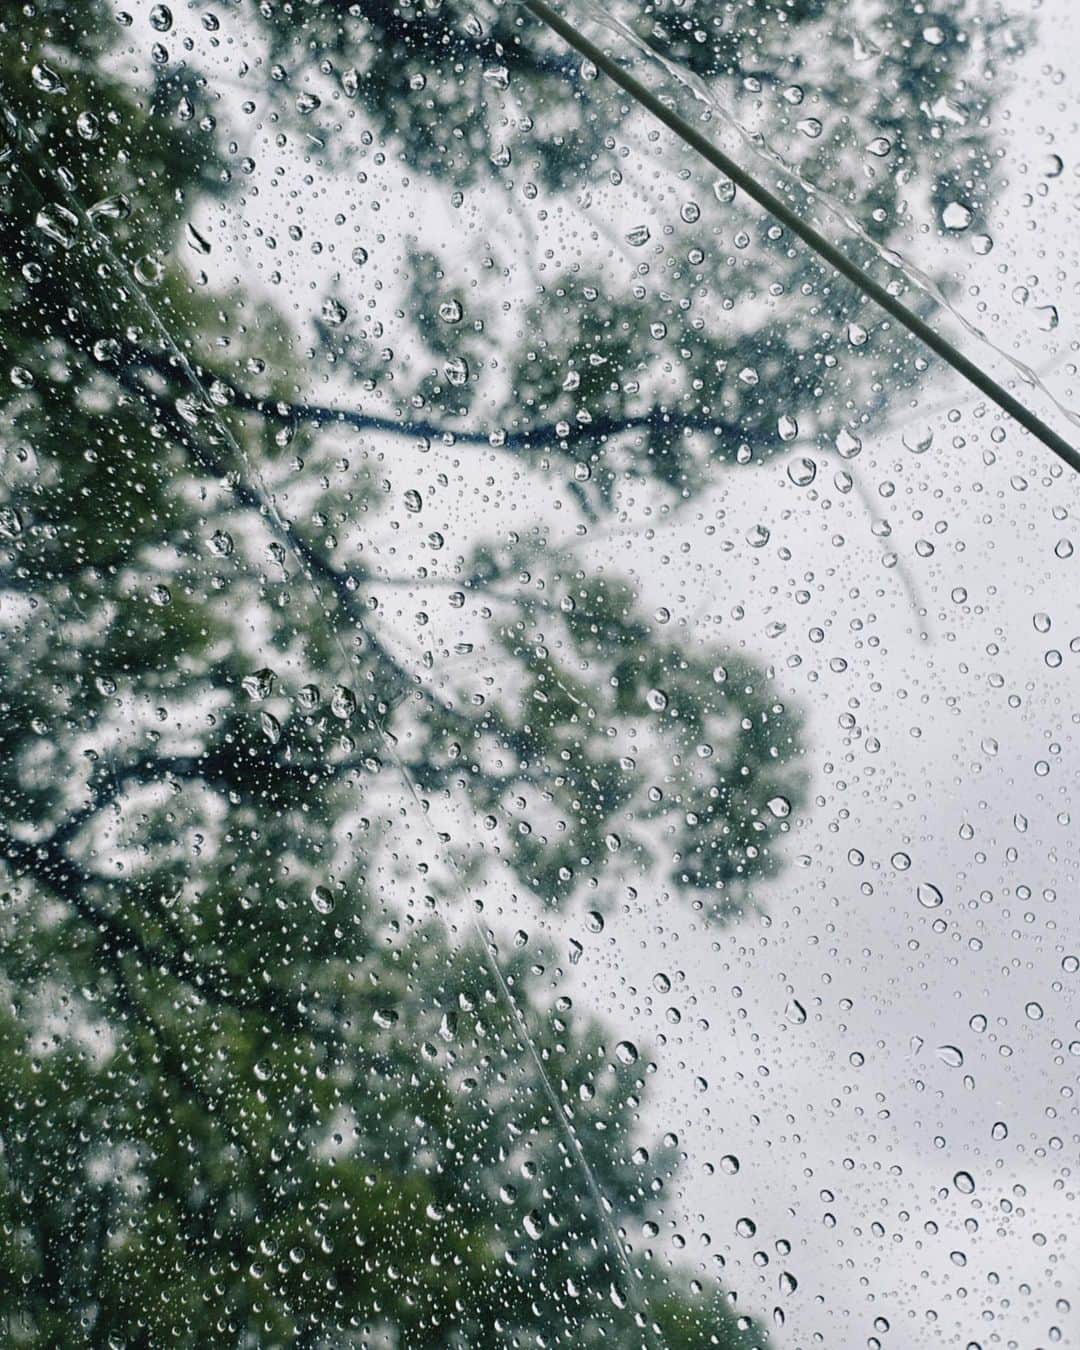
top-left (942, 202), bottom-right (973, 230)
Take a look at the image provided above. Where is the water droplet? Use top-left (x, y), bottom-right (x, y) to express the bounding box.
top-left (322, 298), bottom-right (348, 326)
top-left (902, 426), bottom-right (934, 455)
top-left (746, 523), bottom-right (771, 548)
top-left (149, 3), bottom-right (173, 32)
top-left (766, 796), bottom-right (792, 819)
top-left (713, 176), bottom-right (736, 204)
top-left (735, 1217), bottom-right (757, 1238)
top-left (310, 885), bottom-right (335, 915)
top-left (614, 1040), bottom-right (638, 1066)
top-left (991, 1121), bottom-right (1008, 1141)
top-left (954, 1171), bottom-right (975, 1194)
top-left (330, 685), bottom-right (356, 719)
top-left (625, 225), bottom-right (651, 248)
top-left (243, 668), bottom-right (276, 701)
top-left (917, 882), bottom-right (944, 909)
top-left (646, 688), bottom-right (668, 712)
top-left (36, 204), bottom-right (79, 249)
top-left (942, 202), bottom-right (973, 231)
top-left (777, 414), bottom-right (799, 442)
top-left (787, 457), bottom-right (817, 487)
top-left (785, 998), bottom-right (807, 1024)
top-left (134, 254), bottom-right (164, 287)
top-left (31, 62), bottom-right (67, 94)
top-left (403, 489), bottom-right (423, 514)
top-left (1025, 1001), bottom-right (1044, 1021)
top-left (720, 1154), bottom-right (740, 1174)
top-left (444, 356), bottom-right (469, 386)
top-left (937, 1045), bottom-right (964, 1068)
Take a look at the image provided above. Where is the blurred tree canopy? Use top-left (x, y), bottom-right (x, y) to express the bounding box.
top-left (0, 0), bottom-right (1019, 1343)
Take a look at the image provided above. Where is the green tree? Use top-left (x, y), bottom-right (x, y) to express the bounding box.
top-left (0, 0), bottom-right (1017, 1345)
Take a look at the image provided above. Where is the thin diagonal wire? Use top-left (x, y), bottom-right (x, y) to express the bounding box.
top-left (521, 0), bottom-right (1080, 477)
